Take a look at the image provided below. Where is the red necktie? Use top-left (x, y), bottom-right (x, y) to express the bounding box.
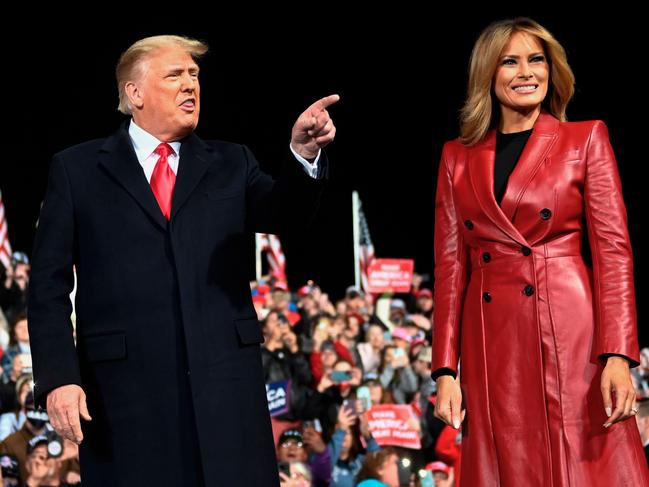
top-left (150, 143), bottom-right (176, 220)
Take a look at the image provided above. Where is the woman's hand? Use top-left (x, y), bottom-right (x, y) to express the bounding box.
top-left (434, 375), bottom-right (466, 430)
top-left (601, 355), bottom-right (637, 427)
top-left (336, 404), bottom-right (357, 431)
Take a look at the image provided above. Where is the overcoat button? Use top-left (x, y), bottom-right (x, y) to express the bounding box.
top-left (540, 208), bottom-right (552, 220)
top-left (482, 252), bottom-right (491, 263)
top-left (483, 292), bottom-right (492, 302)
top-left (521, 246), bottom-right (531, 256)
top-left (464, 220), bottom-right (474, 230)
top-left (523, 285), bottom-right (535, 296)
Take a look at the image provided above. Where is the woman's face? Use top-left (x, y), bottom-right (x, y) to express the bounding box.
top-left (369, 384), bottom-right (383, 404)
top-left (367, 326), bottom-right (384, 349)
top-left (321, 348), bottom-right (338, 368)
top-left (14, 319), bottom-right (29, 343)
top-left (384, 347), bottom-right (395, 364)
top-left (378, 454), bottom-right (400, 487)
top-left (344, 316), bottom-right (359, 339)
top-left (330, 317), bottom-right (345, 339)
top-left (493, 31), bottom-right (549, 116)
top-left (19, 382), bottom-right (31, 407)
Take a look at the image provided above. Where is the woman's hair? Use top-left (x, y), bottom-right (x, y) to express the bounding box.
top-left (355, 447), bottom-right (397, 484)
top-left (345, 421), bottom-right (366, 460)
top-left (116, 35), bottom-right (208, 115)
top-left (459, 17), bottom-right (575, 145)
top-left (9, 311), bottom-right (28, 346)
top-left (379, 345), bottom-right (396, 374)
top-left (14, 373), bottom-right (32, 401)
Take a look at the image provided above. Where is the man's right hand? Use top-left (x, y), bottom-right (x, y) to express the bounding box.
top-left (434, 375), bottom-right (466, 430)
top-left (46, 384), bottom-right (92, 444)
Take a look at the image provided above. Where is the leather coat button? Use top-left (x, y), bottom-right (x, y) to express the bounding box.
top-left (521, 246), bottom-right (531, 256)
top-left (483, 292), bottom-right (492, 303)
top-left (523, 285), bottom-right (535, 296)
top-left (482, 252), bottom-right (491, 263)
top-left (464, 220), bottom-right (474, 230)
top-left (540, 208), bottom-right (552, 220)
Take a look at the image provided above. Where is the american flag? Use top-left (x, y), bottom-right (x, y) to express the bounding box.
top-left (358, 200), bottom-right (375, 292)
top-left (0, 190), bottom-right (12, 270)
top-left (257, 233), bottom-right (287, 283)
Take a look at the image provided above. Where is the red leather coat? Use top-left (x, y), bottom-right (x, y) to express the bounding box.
top-left (432, 113), bottom-right (649, 486)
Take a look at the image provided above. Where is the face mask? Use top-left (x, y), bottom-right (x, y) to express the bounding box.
top-left (25, 410), bottom-right (49, 430)
top-left (26, 417), bottom-right (47, 429)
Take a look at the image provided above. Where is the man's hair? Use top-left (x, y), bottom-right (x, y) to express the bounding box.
top-left (116, 35), bottom-right (208, 115)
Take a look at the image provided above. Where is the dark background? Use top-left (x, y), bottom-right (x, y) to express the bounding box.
top-left (2, 11), bottom-right (646, 346)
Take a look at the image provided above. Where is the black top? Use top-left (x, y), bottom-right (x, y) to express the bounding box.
top-left (494, 129), bottom-right (533, 204)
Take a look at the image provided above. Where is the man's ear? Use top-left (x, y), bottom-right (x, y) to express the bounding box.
top-left (124, 81), bottom-right (144, 110)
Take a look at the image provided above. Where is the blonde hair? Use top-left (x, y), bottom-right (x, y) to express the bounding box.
top-left (116, 35), bottom-right (208, 115)
top-left (459, 18), bottom-right (575, 145)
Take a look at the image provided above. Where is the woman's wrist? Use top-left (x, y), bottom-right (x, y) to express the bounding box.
top-left (606, 355), bottom-right (630, 367)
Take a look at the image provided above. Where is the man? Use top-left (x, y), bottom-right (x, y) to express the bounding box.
top-left (28, 35), bottom-right (337, 485)
top-left (0, 393), bottom-right (79, 483)
top-left (23, 436), bottom-right (63, 487)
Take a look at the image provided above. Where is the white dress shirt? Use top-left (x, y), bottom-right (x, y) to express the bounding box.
top-left (128, 120), bottom-right (321, 181)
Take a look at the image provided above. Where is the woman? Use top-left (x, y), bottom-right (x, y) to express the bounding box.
top-left (431, 17), bottom-right (649, 486)
top-left (379, 345), bottom-right (418, 404)
top-left (355, 448), bottom-right (399, 487)
top-left (1, 311), bottom-right (31, 380)
top-left (328, 401), bottom-right (380, 487)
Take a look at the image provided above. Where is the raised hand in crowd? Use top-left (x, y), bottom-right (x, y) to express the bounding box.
top-left (336, 403), bottom-right (357, 431)
top-left (316, 373), bottom-right (334, 393)
top-left (302, 426), bottom-right (326, 454)
top-left (282, 330), bottom-right (299, 354)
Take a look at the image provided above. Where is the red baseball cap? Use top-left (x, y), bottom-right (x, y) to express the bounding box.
top-left (416, 289), bottom-right (433, 299)
top-left (297, 285), bottom-right (312, 297)
top-left (425, 461), bottom-right (451, 476)
top-left (272, 281), bottom-right (289, 292)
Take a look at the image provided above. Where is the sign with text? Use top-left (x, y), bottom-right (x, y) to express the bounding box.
top-left (366, 404), bottom-right (421, 449)
top-left (266, 380), bottom-right (291, 417)
top-left (366, 259), bottom-right (414, 293)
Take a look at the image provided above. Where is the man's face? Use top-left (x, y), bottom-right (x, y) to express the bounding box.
top-left (272, 291), bottom-right (290, 310)
top-left (26, 444), bottom-right (59, 480)
top-left (413, 358), bottom-right (431, 376)
top-left (13, 263), bottom-right (30, 291)
top-left (416, 296), bottom-right (433, 312)
top-left (129, 45), bottom-right (200, 141)
top-left (278, 439), bottom-right (307, 462)
top-left (29, 444), bottom-right (48, 463)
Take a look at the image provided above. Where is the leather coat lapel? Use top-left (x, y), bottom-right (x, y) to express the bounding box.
top-left (499, 112), bottom-right (559, 221)
top-left (468, 131), bottom-right (528, 245)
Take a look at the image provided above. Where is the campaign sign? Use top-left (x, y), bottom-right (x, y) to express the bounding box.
top-left (366, 259), bottom-right (414, 293)
top-left (267, 380), bottom-right (291, 417)
top-left (366, 404), bottom-right (421, 449)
